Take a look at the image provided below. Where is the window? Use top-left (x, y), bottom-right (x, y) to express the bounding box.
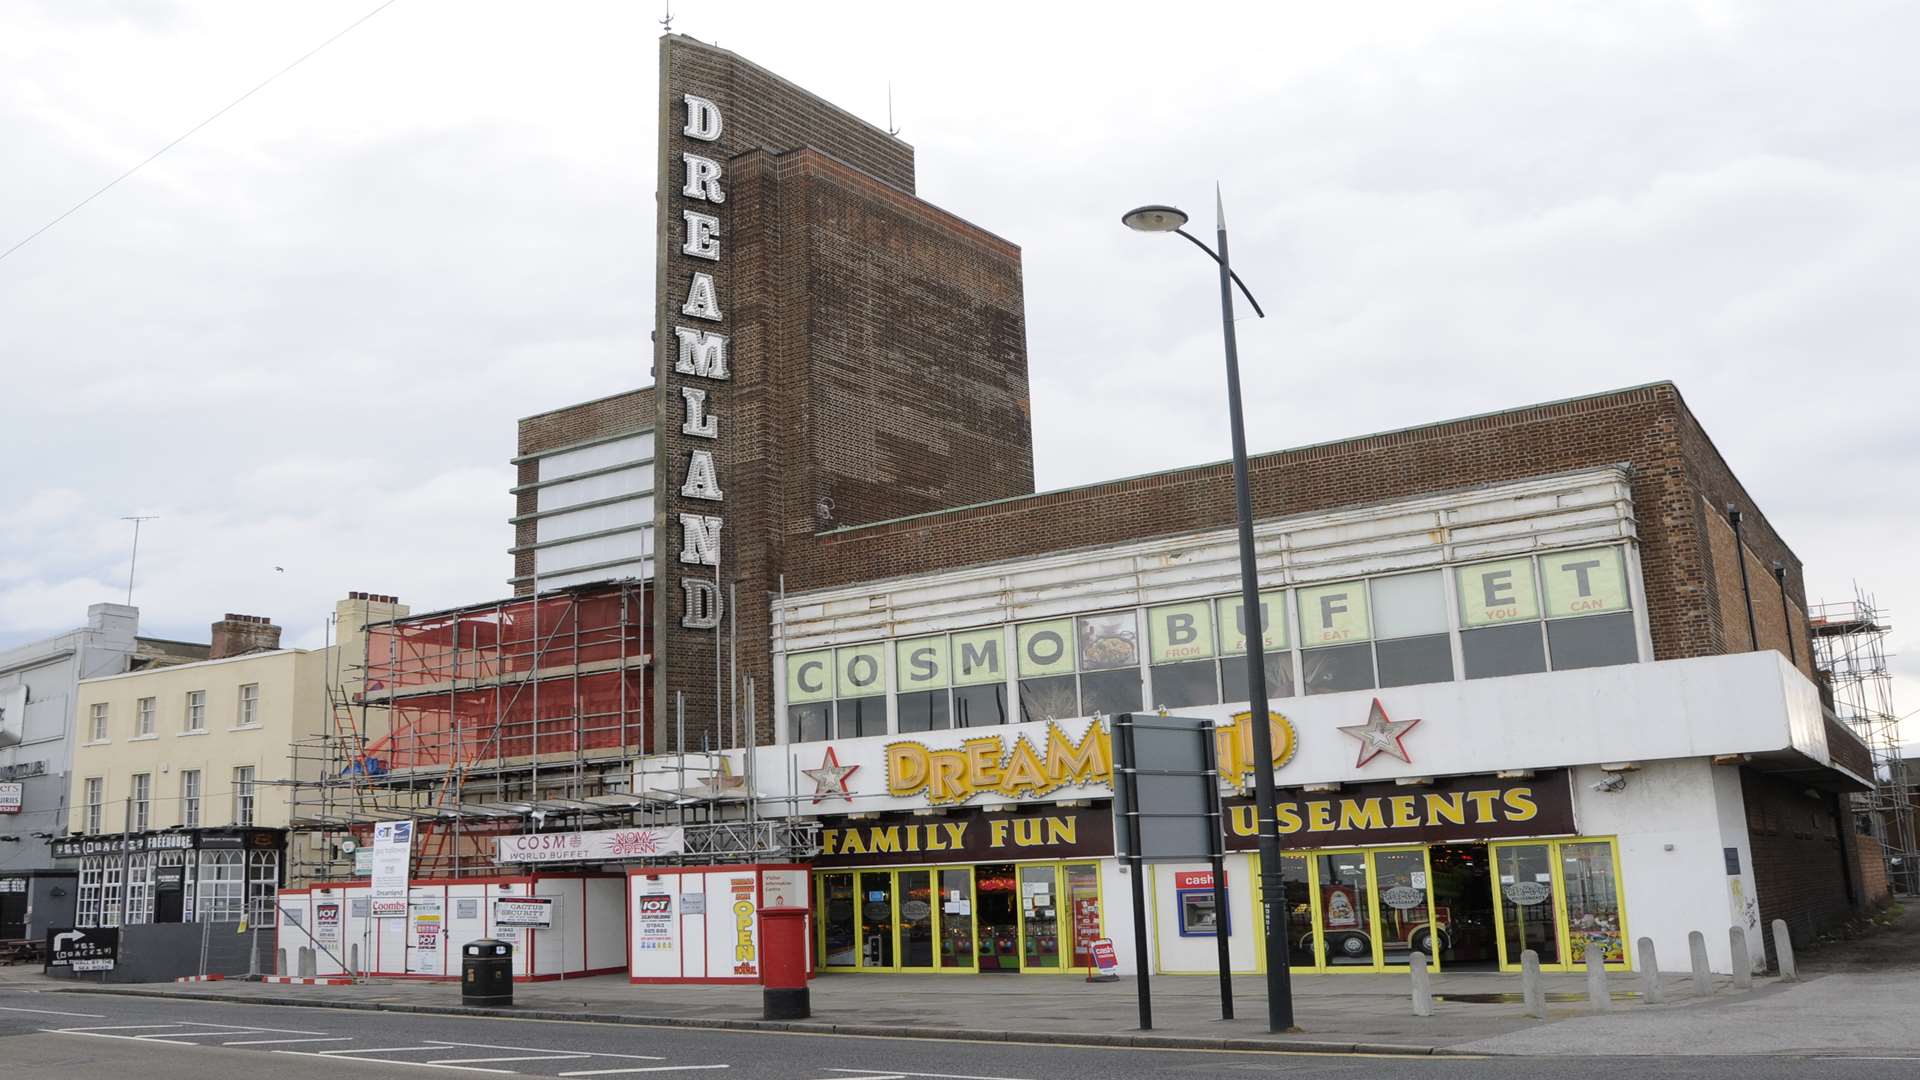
top-left (1459, 548), bottom-right (1639, 678)
top-left (199, 850), bottom-right (245, 922)
top-left (1147, 592), bottom-right (1298, 710)
top-left (186, 689), bottom-right (206, 731)
top-left (1298, 580), bottom-right (1375, 695)
top-left (248, 849), bottom-right (281, 924)
top-left (1370, 571), bottom-right (1454, 687)
top-left (89, 702), bottom-right (109, 741)
top-left (233, 766), bottom-right (256, 827)
top-left (136, 696), bottom-right (155, 736)
top-left (131, 773), bottom-right (151, 831)
top-left (78, 856), bottom-right (105, 927)
top-left (181, 770), bottom-right (202, 828)
top-left (1017, 612), bottom-right (1143, 723)
top-left (84, 777), bottom-right (104, 834)
top-left (237, 683), bottom-right (259, 726)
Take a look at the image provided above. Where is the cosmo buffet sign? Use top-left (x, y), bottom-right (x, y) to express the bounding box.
top-left (767, 712), bottom-right (1296, 813)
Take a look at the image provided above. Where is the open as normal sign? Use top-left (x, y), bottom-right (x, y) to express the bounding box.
top-left (496, 826), bottom-right (685, 864)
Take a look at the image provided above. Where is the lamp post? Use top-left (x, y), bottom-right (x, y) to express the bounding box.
top-left (1122, 191), bottom-right (1294, 1032)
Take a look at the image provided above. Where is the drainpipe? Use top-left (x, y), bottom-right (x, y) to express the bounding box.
top-left (1771, 562), bottom-right (1798, 666)
top-left (1727, 506), bottom-right (1760, 651)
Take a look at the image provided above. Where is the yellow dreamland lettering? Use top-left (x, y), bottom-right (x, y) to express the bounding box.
top-left (1502, 787), bottom-right (1538, 821)
top-left (1424, 791), bottom-right (1465, 826)
top-left (959, 738), bottom-right (1004, 803)
top-left (1465, 789), bottom-right (1499, 823)
top-left (869, 827), bottom-right (900, 854)
top-left (1337, 797), bottom-right (1385, 832)
top-left (1307, 800), bottom-right (1336, 832)
top-left (1274, 802), bottom-right (1302, 834)
top-left (998, 737), bottom-right (1049, 798)
top-left (1046, 817), bottom-right (1077, 846)
top-left (929, 751), bottom-right (968, 804)
top-left (989, 818), bottom-right (1010, 848)
top-left (1047, 722), bottom-right (1111, 786)
top-left (887, 742), bottom-right (930, 798)
top-left (1389, 795), bottom-right (1419, 829)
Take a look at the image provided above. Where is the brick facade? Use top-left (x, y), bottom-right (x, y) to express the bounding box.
top-left (1742, 768), bottom-right (1861, 965)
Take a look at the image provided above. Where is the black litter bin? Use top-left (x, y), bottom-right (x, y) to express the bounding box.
top-left (462, 939), bottom-right (513, 1007)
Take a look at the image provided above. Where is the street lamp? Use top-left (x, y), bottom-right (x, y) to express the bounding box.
top-left (1122, 189), bottom-right (1292, 1033)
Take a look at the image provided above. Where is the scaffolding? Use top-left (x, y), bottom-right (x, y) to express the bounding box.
top-left (289, 581), bottom-right (653, 881)
top-left (1810, 587), bottom-right (1916, 894)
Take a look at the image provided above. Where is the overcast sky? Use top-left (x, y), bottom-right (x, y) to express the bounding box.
top-left (2, 1), bottom-right (1914, 732)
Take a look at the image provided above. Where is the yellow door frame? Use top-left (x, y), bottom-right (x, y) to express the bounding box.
top-left (1368, 845), bottom-right (1442, 974)
top-left (1489, 837), bottom-right (1630, 974)
top-left (931, 865), bottom-right (979, 974)
top-left (814, 870), bottom-right (860, 972)
top-left (1310, 848), bottom-right (1379, 973)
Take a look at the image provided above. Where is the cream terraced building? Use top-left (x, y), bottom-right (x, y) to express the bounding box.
top-left (66, 632), bottom-right (330, 927)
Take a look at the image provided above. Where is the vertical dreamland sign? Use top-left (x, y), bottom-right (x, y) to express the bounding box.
top-left (370, 820), bottom-right (411, 918)
top-left (652, 36), bottom-right (734, 753)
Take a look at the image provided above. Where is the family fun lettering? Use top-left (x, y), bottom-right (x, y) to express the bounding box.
top-left (820, 815), bottom-right (1081, 858)
top-left (676, 92), bottom-right (728, 631)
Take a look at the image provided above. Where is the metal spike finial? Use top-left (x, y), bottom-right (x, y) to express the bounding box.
top-left (661, 0), bottom-right (673, 32)
top-left (1215, 182), bottom-right (1226, 230)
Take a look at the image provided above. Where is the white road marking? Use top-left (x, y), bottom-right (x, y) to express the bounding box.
top-left (556, 1069), bottom-right (731, 1077)
top-left (41, 1029), bottom-right (200, 1046)
top-left (178, 1021), bottom-right (330, 1034)
top-left (135, 1028), bottom-right (275, 1039)
top-left (826, 1071), bottom-right (1038, 1080)
top-left (560, 1060), bottom-right (737, 1068)
top-left (272, 1050), bottom-right (516, 1074)
top-left (430, 1055), bottom-right (594, 1065)
top-left (426, 1040), bottom-right (662, 1059)
top-left (0, 1005), bottom-right (107, 1017)
top-left (225, 1030), bottom-right (360, 1037)
top-left (317, 1046), bottom-right (449, 1055)
top-left (54, 1024), bottom-right (187, 1031)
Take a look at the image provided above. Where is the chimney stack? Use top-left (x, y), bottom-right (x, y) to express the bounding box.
top-left (209, 613), bottom-right (282, 659)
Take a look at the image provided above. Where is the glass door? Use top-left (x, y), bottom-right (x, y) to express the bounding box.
top-left (897, 870), bottom-right (936, 969)
top-left (1560, 840), bottom-right (1627, 968)
top-left (858, 870), bottom-right (895, 969)
top-left (1313, 851), bottom-right (1375, 968)
top-left (1063, 863), bottom-right (1102, 972)
top-left (938, 867), bottom-right (976, 971)
top-left (1493, 842), bottom-right (1561, 969)
top-left (1017, 864), bottom-right (1062, 972)
top-left (818, 872), bottom-right (859, 969)
top-left (976, 863), bottom-right (1020, 972)
top-left (1371, 848), bottom-right (1437, 970)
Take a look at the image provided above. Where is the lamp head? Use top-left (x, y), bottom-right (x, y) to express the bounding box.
top-left (1121, 204), bottom-right (1189, 233)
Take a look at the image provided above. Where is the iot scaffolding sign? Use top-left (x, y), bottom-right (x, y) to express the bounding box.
top-left (1111, 712), bottom-right (1234, 1031)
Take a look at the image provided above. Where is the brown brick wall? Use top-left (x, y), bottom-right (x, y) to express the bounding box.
top-left (512, 388), bottom-right (655, 592)
top-left (1743, 768), bottom-right (1859, 966)
top-left (1857, 833), bottom-right (1891, 907)
top-left (651, 35), bottom-right (1031, 750)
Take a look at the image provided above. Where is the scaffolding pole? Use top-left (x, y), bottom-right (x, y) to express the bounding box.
top-left (1811, 587), bottom-right (1915, 895)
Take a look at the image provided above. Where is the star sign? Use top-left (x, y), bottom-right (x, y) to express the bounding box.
top-left (802, 746), bottom-right (860, 804)
top-left (1338, 698), bottom-right (1422, 767)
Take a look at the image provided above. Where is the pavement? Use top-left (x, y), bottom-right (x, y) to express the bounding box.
top-left (3, 960), bottom-right (1764, 1056)
top-left (1, 983), bottom-right (1912, 1079)
top-left (6, 903), bottom-right (1917, 1061)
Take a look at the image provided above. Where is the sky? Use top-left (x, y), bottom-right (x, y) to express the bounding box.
top-left (1, 1), bottom-right (1915, 735)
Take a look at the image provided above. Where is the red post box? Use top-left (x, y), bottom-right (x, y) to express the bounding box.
top-left (758, 868), bottom-right (810, 1020)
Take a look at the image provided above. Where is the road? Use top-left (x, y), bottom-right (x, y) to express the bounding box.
top-left (0, 984), bottom-right (1914, 1079)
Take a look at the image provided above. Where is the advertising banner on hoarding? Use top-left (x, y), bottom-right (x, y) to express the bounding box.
top-left (494, 826), bottom-right (684, 865)
top-left (48, 927), bottom-right (118, 970)
top-left (0, 782), bottom-right (21, 814)
top-left (371, 820), bottom-right (412, 918)
top-left (635, 893), bottom-right (673, 952)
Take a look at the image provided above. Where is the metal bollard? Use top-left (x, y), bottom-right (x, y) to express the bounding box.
top-left (1689, 930), bottom-right (1713, 997)
top-left (1771, 919), bottom-right (1797, 981)
top-left (277, 947), bottom-right (287, 976)
top-left (1584, 945), bottom-right (1611, 1012)
top-left (1521, 949), bottom-right (1547, 1019)
top-left (1729, 926), bottom-right (1753, 991)
top-left (1409, 950), bottom-right (1434, 1017)
top-left (299, 946), bottom-right (316, 977)
top-left (1637, 937), bottom-right (1664, 1004)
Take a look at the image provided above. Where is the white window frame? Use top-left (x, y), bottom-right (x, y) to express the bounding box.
top-left (181, 769), bottom-right (202, 829)
top-left (136, 696), bottom-right (155, 736)
top-left (237, 683), bottom-right (260, 727)
top-left (131, 772), bottom-right (151, 831)
top-left (89, 702), bottom-right (109, 741)
top-left (186, 689), bottom-right (207, 732)
top-left (233, 766), bottom-right (256, 827)
top-left (84, 777), bottom-right (104, 834)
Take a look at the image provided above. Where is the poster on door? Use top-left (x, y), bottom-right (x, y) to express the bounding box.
top-left (408, 896), bottom-right (444, 974)
top-left (1322, 884), bottom-right (1359, 929)
top-left (371, 820), bottom-right (412, 918)
top-left (635, 893), bottom-right (674, 952)
top-left (314, 901), bottom-right (342, 952)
